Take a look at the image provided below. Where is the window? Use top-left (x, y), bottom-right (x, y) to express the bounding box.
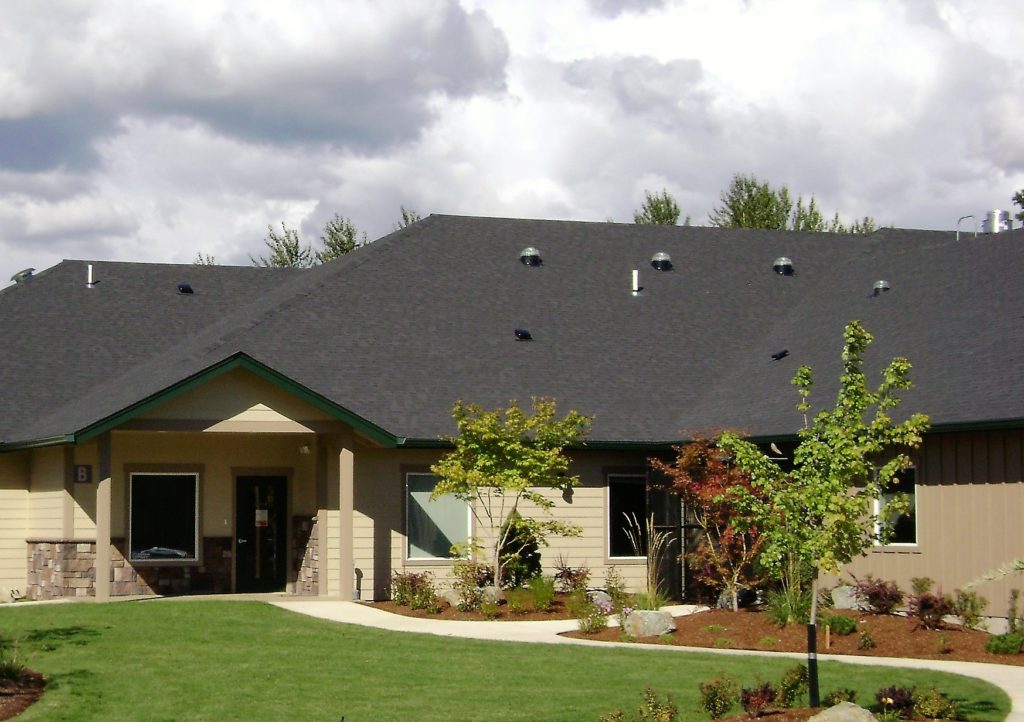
top-left (129, 472), bottom-right (199, 561)
top-left (406, 473), bottom-right (470, 560)
top-left (876, 468), bottom-right (917, 545)
top-left (608, 474), bottom-right (647, 558)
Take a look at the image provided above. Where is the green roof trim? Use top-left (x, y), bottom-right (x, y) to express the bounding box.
top-left (72, 353), bottom-right (400, 447)
top-left (0, 434), bottom-right (76, 452)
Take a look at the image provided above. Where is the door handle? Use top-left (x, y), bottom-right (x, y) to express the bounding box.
top-left (237, 538), bottom-right (248, 544)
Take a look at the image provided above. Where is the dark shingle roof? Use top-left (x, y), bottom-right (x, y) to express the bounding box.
top-left (2, 215), bottom-right (1022, 446)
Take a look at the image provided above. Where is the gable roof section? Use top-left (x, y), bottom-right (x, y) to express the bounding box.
top-left (2, 215), bottom-right (1022, 447)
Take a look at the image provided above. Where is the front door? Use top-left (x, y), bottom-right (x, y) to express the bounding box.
top-left (235, 476), bottom-right (288, 593)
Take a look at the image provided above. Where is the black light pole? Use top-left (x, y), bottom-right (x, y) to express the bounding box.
top-left (807, 577), bottom-right (820, 707)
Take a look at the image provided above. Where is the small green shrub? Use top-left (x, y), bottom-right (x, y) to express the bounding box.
top-left (953, 589), bottom-right (988, 630)
top-left (912, 687), bottom-right (959, 720)
top-left (765, 586), bottom-right (810, 626)
top-left (573, 590), bottom-right (612, 634)
top-left (858, 628), bottom-right (876, 650)
top-left (985, 632), bottom-right (1024, 655)
top-left (758, 635), bottom-right (779, 648)
top-left (528, 575), bottom-right (557, 612)
top-left (390, 571), bottom-right (435, 608)
top-left (698, 675), bottom-right (738, 720)
top-left (499, 511), bottom-right (543, 589)
top-left (0, 640), bottom-right (24, 681)
top-left (740, 682), bottom-right (776, 716)
top-left (451, 559), bottom-right (492, 612)
top-left (504, 587), bottom-right (530, 613)
top-left (605, 566), bottom-right (630, 620)
top-left (875, 686), bottom-right (914, 719)
top-left (823, 688), bottom-right (857, 706)
top-left (776, 664), bottom-right (808, 708)
top-left (823, 614), bottom-right (857, 636)
top-left (910, 577), bottom-right (935, 595)
top-left (600, 687), bottom-right (679, 722)
top-left (713, 637), bottom-right (735, 649)
top-left (632, 590), bottom-right (669, 611)
top-left (935, 633), bottom-right (952, 654)
top-left (877, 711), bottom-right (901, 722)
top-left (703, 624), bottom-right (727, 633)
top-left (1009, 589), bottom-right (1020, 634)
top-left (480, 598), bottom-right (500, 619)
top-left (852, 575), bottom-right (903, 615)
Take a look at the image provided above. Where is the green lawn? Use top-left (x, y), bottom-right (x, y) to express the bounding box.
top-left (0, 601), bottom-right (1010, 721)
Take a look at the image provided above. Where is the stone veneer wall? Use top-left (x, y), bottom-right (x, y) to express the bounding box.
top-left (26, 537), bottom-right (233, 599)
top-left (292, 514), bottom-right (318, 596)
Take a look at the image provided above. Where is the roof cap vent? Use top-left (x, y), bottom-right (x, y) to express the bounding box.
top-left (872, 280), bottom-right (890, 296)
top-left (177, 282), bottom-right (194, 295)
top-left (772, 256), bottom-right (794, 276)
top-left (514, 328), bottom-right (532, 341)
top-left (520, 247), bottom-right (542, 266)
top-left (9, 268), bottom-right (34, 284)
top-left (651, 252), bottom-right (672, 271)
top-left (982, 210), bottom-right (1011, 234)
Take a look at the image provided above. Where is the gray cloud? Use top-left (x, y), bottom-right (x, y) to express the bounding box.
top-left (586, 0), bottom-right (668, 19)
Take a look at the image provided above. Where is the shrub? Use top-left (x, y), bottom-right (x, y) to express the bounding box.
top-left (758, 635), bottom-right (779, 648)
top-left (852, 575), bottom-right (904, 615)
top-left (823, 688), bottom-right (857, 706)
top-left (698, 675), bottom-right (738, 720)
top-left (574, 590), bottom-right (612, 634)
top-left (822, 614), bottom-right (857, 636)
top-left (553, 555), bottom-right (590, 593)
top-left (776, 664), bottom-right (808, 708)
top-left (499, 511), bottom-right (542, 589)
top-left (0, 640), bottom-right (24, 681)
top-left (910, 576), bottom-right (935, 595)
top-left (765, 586), bottom-right (810, 626)
top-left (858, 628), bottom-right (876, 650)
top-left (451, 559), bottom-right (492, 612)
top-left (528, 575), bottom-right (556, 612)
top-left (605, 566), bottom-right (630, 620)
top-left (741, 682), bottom-right (776, 716)
top-left (953, 589), bottom-right (988, 630)
top-left (1008, 589), bottom-right (1020, 634)
top-left (632, 590), bottom-right (670, 611)
top-left (600, 687), bottom-right (679, 722)
top-left (985, 632), bottom-right (1024, 655)
top-left (912, 687), bottom-right (959, 720)
top-left (504, 587), bottom-right (530, 614)
top-left (390, 571), bottom-right (435, 608)
top-left (875, 686), bottom-right (915, 719)
top-left (817, 584), bottom-right (836, 610)
top-left (480, 598), bottom-right (500, 619)
top-left (909, 591), bottom-right (955, 630)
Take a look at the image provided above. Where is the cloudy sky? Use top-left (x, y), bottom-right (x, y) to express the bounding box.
top-left (1, 0), bottom-right (1021, 284)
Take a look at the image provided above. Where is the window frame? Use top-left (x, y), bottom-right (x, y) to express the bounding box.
top-left (127, 470), bottom-right (201, 565)
top-left (874, 467), bottom-right (918, 547)
top-left (404, 471), bottom-right (471, 563)
top-left (607, 472), bottom-right (648, 561)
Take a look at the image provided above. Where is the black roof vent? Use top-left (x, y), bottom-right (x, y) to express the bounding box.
top-left (872, 280), bottom-right (890, 296)
top-left (514, 328), bottom-right (532, 341)
top-left (520, 247), bottom-right (542, 266)
top-left (771, 349), bottom-right (789, 361)
top-left (772, 257), bottom-right (794, 276)
top-left (177, 283), bottom-right (194, 295)
top-left (651, 252), bottom-right (672, 271)
top-left (9, 268), bottom-right (34, 284)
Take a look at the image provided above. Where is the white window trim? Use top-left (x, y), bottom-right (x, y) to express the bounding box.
top-left (873, 470), bottom-right (918, 547)
top-left (128, 471), bottom-right (200, 563)
top-left (607, 473), bottom-right (648, 560)
top-left (404, 472), bottom-right (472, 562)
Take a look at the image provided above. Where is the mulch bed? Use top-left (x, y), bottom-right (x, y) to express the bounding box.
top-left (563, 608), bottom-right (1024, 666)
top-left (0, 670), bottom-right (46, 721)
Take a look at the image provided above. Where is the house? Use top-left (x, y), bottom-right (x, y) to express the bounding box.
top-left (1, 214), bottom-right (1022, 607)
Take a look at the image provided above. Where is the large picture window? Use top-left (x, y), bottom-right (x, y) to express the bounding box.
top-left (876, 468), bottom-right (917, 545)
top-left (129, 472), bottom-right (199, 561)
top-left (608, 474), bottom-right (647, 558)
top-left (406, 473), bottom-right (470, 560)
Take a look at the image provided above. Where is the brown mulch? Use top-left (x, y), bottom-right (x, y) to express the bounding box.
top-left (370, 593), bottom-right (576, 621)
top-left (563, 608), bottom-right (1024, 666)
top-left (0, 670), bottom-right (46, 721)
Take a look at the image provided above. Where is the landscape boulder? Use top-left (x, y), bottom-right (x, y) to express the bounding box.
top-left (623, 609), bottom-right (675, 637)
top-left (809, 702), bottom-right (877, 722)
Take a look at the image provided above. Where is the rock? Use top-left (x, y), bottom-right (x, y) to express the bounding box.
top-left (715, 588), bottom-right (757, 610)
top-left (481, 585), bottom-right (505, 604)
top-left (624, 609), bottom-right (675, 637)
top-left (831, 585), bottom-right (859, 610)
top-left (440, 589), bottom-right (462, 608)
top-left (588, 590), bottom-right (611, 606)
top-left (809, 702), bottom-right (877, 722)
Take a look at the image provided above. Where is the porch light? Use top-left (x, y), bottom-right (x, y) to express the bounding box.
top-left (298, 443), bottom-right (311, 455)
top-left (772, 257), bottom-right (794, 276)
top-left (651, 252), bottom-right (672, 271)
top-left (520, 247), bottom-right (542, 266)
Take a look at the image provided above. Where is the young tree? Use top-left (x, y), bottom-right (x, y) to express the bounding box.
top-left (650, 433), bottom-right (764, 611)
top-left (193, 252), bottom-right (217, 265)
top-left (1013, 189), bottom-right (1024, 222)
top-left (316, 214), bottom-right (366, 263)
top-left (717, 321), bottom-right (929, 705)
top-left (430, 398), bottom-right (591, 589)
top-left (395, 205), bottom-right (422, 230)
top-left (634, 189), bottom-right (690, 225)
top-left (251, 222), bottom-right (314, 268)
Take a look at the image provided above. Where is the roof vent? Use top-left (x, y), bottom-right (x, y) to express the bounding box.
top-left (981, 210), bottom-right (1011, 234)
top-left (520, 247), bottom-right (542, 266)
top-left (771, 349), bottom-right (789, 361)
top-left (9, 268), bottom-right (34, 284)
top-left (772, 257), bottom-right (794, 276)
top-left (514, 328), bottom-right (532, 341)
top-left (872, 280), bottom-right (890, 296)
top-left (177, 283), bottom-right (194, 295)
top-left (651, 252), bottom-right (673, 271)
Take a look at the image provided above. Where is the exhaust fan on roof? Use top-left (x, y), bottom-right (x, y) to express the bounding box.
top-left (771, 349), bottom-right (789, 361)
top-left (9, 268), bottom-right (34, 284)
top-left (177, 283), bottom-right (194, 294)
top-left (651, 252), bottom-right (672, 271)
top-left (514, 328), bottom-right (532, 341)
top-left (872, 280), bottom-right (890, 296)
top-left (520, 247), bottom-right (542, 266)
top-left (772, 257), bottom-right (794, 276)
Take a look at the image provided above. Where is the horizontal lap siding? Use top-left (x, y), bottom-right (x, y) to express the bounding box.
top-left (841, 430), bottom-right (1024, 614)
top-left (28, 447), bottom-right (64, 539)
top-left (0, 453), bottom-right (29, 594)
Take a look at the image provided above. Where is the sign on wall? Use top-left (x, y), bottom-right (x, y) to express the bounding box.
top-left (73, 465), bottom-right (92, 483)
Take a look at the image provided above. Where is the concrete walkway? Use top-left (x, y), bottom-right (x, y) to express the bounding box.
top-left (272, 599), bottom-right (1024, 722)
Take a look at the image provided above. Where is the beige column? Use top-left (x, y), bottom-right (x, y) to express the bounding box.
top-left (62, 446), bottom-right (74, 540)
top-left (95, 433), bottom-right (112, 602)
top-left (338, 435), bottom-right (355, 601)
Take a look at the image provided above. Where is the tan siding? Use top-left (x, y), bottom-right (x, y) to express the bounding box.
top-left (28, 447), bottom-right (65, 538)
top-left (842, 430), bottom-right (1024, 614)
top-left (0, 453), bottom-right (29, 593)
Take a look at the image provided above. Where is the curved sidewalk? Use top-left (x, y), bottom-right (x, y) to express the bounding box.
top-left (272, 599), bottom-right (1024, 722)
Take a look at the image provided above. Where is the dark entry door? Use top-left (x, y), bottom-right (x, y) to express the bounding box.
top-left (235, 476), bottom-right (288, 593)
